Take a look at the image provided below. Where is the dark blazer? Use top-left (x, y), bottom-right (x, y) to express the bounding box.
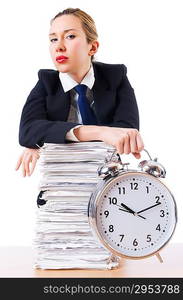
top-left (19, 62), bottom-right (139, 148)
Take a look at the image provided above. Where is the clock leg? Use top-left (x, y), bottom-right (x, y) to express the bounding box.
top-left (106, 254), bottom-right (120, 269)
top-left (156, 252), bottom-right (163, 263)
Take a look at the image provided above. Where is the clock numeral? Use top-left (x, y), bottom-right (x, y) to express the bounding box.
top-left (109, 225), bottom-right (114, 232)
top-left (146, 186), bottom-right (149, 193)
top-left (146, 234), bottom-right (152, 242)
top-left (118, 187), bottom-right (125, 195)
top-left (155, 196), bottom-right (161, 204)
top-left (109, 197), bottom-right (117, 205)
top-left (119, 234), bottom-right (124, 242)
top-left (160, 210), bottom-right (165, 217)
top-left (133, 238), bottom-right (138, 246)
top-left (104, 210), bottom-right (109, 218)
top-left (130, 182), bottom-right (138, 190)
top-left (156, 224), bottom-right (161, 231)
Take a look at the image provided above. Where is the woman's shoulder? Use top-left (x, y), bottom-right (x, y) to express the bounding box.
top-left (37, 68), bottom-right (59, 78)
top-left (92, 62), bottom-right (127, 86)
top-left (35, 69), bottom-right (60, 93)
top-left (93, 61), bottom-right (127, 73)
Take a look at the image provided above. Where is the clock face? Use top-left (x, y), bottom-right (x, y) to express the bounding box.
top-left (92, 171), bottom-right (177, 258)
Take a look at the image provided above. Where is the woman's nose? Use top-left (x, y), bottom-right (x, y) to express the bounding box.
top-left (56, 40), bottom-right (66, 52)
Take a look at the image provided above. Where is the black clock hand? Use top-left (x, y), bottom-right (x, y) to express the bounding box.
top-left (137, 202), bottom-right (161, 214)
top-left (115, 204), bottom-right (129, 213)
top-left (119, 203), bottom-right (146, 220)
top-left (116, 204), bottom-right (139, 215)
top-left (120, 203), bottom-right (136, 214)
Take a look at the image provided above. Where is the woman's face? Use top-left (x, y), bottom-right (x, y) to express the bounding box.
top-left (49, 15), bottom-right (97, 75)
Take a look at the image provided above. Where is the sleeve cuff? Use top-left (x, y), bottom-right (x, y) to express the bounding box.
top-left (65, 125), bottom-right (83, 142)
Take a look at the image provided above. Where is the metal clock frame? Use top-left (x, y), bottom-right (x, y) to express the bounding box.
top-left (88, 168), bottom-right (177, 262)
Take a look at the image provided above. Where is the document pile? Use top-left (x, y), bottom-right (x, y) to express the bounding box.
top-left (34, 142), bottom-right (120, 269)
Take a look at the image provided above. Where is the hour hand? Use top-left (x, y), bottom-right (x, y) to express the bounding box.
top-left (120, 203), bottom-right (136, 214)
top-left (119, 203), bottom-right (146, 220)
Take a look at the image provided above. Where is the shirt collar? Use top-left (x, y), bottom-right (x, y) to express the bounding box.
top-left (59, 64), bottom-right (95, 93)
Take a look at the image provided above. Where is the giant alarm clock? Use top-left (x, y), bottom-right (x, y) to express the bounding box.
top-left (88, 149), bottom-right (177, 262)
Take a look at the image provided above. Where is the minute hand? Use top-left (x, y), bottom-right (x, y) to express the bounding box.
top-left (137, 202), bottom-right (161, 214)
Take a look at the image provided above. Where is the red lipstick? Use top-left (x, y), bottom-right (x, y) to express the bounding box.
top-left (56, 55), bottom-right (68, 63)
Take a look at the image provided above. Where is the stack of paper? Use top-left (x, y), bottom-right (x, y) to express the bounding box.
top-left (34, 142), bottom-right (120, 269)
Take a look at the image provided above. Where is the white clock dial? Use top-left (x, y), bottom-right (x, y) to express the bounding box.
top-left (93, 172), bottom-right (177, 258)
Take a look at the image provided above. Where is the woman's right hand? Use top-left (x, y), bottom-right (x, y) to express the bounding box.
top-left (15, 148), bottom-right (40, 177)
top-left (74, 126), bottom-right (144, 158)
top-left (99, 127), bottom-right (144, 158)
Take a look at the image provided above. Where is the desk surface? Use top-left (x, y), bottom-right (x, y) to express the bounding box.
top-left (0, 243), bottom-right (182, 278)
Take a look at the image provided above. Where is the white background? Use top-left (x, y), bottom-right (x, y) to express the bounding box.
top-left (0, 0), bottom-right (182, 246)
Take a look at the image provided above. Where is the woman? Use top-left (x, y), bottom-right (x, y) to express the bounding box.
top-left (15, 8), bottom-right (144, 177)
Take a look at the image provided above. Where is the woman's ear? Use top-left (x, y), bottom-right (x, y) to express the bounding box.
top-left (88, 40), bottom-right (99, 57)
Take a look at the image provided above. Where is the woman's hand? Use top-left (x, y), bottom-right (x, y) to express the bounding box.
top-left (74, 126), bottom-right (144, 158)
top-left (15, 148), bottom-right (40, 177)
top-left (99, 127), bottom-right (144, 158)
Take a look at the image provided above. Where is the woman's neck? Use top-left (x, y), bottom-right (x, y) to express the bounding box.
top-left (68, 62), bottom-right (91, 83)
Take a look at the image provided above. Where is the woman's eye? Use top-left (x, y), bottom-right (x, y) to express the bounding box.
top-left (66, 34), bottom-right (75, 39)
top-left (50, 38), bottom-right (57, 42)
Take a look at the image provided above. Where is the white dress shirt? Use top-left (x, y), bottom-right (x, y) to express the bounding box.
top-left (59, 64), bottom-right (95, 142)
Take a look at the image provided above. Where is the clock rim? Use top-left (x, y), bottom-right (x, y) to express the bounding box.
top-left (88, 170), bottom-right (177, 260)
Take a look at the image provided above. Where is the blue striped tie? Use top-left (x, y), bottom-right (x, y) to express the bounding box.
top-left (74, 84), bottom-right (97, 125)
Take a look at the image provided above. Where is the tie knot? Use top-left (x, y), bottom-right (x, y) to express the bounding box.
top-left (74, 84), bottom-right (87, 96)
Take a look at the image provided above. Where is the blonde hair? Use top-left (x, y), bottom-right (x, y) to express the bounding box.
top-left (50, 8), bottom-right (98, 61)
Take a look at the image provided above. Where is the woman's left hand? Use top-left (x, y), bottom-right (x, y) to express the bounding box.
top-left (15, 148), bottom-right (40, 177)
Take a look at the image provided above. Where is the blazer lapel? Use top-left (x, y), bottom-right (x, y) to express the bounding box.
top-left (92, 63), bottom-right (115, 124)
top-left (46, 65), bottom-right (116, 124)
top-left (46, 77), bottom-right (71, 121)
